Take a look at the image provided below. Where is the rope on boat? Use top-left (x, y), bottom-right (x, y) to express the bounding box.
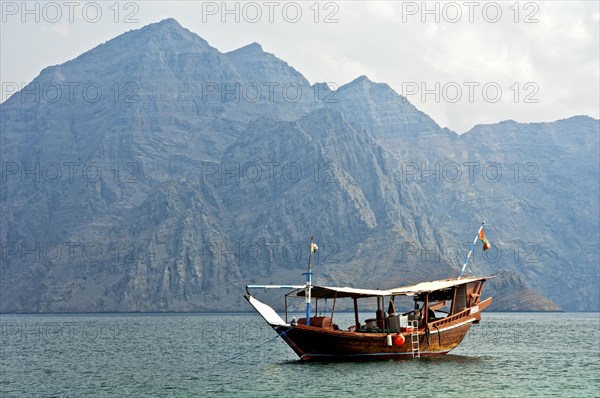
top-left (212, 300), bottom-right (304, 368)
top-left (211, 329), bottom-right (289, 368)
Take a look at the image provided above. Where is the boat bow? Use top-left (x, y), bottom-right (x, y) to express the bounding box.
top-left (245, 294), bottom-right (289, 327)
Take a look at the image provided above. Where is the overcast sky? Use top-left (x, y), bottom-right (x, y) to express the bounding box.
top-left (1, 1), bottom-right (598, 133)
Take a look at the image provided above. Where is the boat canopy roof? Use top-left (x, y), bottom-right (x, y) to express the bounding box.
top-left (247, 276), bottom-right (490, 300)
top-left (298, 286), bottom-right (391, 299)
top-left (388, 276), bottom-right (489, 295)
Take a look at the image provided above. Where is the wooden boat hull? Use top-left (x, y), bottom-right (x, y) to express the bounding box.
top-left (273, 317), bottom-right (474, 361)
top-left (270, 297), bottom-right (492, 361)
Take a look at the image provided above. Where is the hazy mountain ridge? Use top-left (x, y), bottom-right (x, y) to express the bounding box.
top-left (1, 19), bottom-right (597, 313)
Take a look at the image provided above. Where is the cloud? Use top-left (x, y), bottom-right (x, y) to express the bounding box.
top-left (40, 23), bottom-right (72, 38)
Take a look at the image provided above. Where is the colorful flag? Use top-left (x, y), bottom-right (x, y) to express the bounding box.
top-left (310, 242), bottom-right (318, 253)
top-left (479, 228), bottom-right (491, 251)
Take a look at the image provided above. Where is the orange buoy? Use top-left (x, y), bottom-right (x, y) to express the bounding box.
top-left (394, 334), bottom-right (405, 346)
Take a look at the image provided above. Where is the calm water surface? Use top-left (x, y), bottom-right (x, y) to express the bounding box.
top-left (1, 312), bottom-right (599, 397)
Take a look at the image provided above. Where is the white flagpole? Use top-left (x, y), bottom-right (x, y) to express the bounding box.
top-left (303, 237), bottom-right (314, 326)
top-left (458, 221), bottom-right (485, 280)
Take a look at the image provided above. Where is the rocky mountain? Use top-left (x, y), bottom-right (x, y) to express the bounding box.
top-left (1, 19), bottom-right (597, 313)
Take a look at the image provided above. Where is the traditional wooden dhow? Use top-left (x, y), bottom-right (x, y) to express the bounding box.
top-left (245, 224), bottom-right (494, 361)
top-left (246, 276), bottom-right (492, 360)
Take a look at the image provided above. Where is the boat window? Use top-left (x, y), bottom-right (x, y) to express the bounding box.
top-left (389, 295), bottom-right (417, 315)
top-left (431, 301), bottom-right (451, 318)
top-left (427, 288), bottom-right (453, 319)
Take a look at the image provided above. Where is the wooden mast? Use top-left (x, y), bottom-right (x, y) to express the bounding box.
top-left (353, 298), bottom-right (359, 329)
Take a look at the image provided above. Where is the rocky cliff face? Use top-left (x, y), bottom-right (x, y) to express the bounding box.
top-left (1, 19), bottom-right (598, 312)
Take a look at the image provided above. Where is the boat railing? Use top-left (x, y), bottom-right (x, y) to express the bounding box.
top-left (429, 306), bottom-right (473, 328)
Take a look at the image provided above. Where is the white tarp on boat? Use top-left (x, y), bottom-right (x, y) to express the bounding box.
top-left (245, 295), bottom-right (287, 326)
top-left (296, 277), bottom-right (489, 298)
top-left (246, 276), bottom-right (491, 300)
top-left (297, 285), bottom-right (392, 298)
top-left (388, 276), bottom-right (488, 295)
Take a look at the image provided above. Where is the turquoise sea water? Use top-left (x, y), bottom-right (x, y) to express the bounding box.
top-left (1, 312), bottom-right (599, 397)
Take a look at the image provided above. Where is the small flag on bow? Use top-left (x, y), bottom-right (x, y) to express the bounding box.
top-left (479, 228), bottom-right (491, 251)
top-left (310, 242), bottom-right (318, 253)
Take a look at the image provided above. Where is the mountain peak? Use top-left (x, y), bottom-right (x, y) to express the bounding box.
top-left (226, 42), bottom-right (271, 59)
top-left (131, 17), bottom-right (193, 39)
top-left (341, 75), bottom-right (393, 94)
top-left (132, 17), bottom-right (210, 48)
top-left (225, 41), bottom-right (310, 87)
top-left (354, 75), bottom-right (373, 83)
top-left (64, 17), bottom-right (213, 68)
top-left (235, 42), bottom-right (264, 53)
top-left (155, 17), bottom-right (182, 27)
top-left (335, 76), bottom-right (407, 109)
top-left (144, 17), bottom-right (184, 30)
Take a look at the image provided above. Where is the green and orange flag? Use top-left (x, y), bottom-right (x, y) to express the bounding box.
top-left (479, 228), bottom-right (491, 251)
